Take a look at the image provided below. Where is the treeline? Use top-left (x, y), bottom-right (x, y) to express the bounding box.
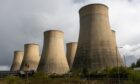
top-left (131, 58), bottom-right (140, 68)
top-left (1, 67), bottom-right (140, 84)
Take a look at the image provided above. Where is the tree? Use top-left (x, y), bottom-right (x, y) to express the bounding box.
top-left (131, 58), bottom-right (140, 68)
top-left (131, 63), bottom-right (136, 68)
top-left (136, 59), bottom-right (140, 67)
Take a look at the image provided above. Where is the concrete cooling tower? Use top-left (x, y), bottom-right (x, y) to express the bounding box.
top-left (66, 42), bottom-right (77, 69)
top-left (72, 4), bottom-right (124, 72)
top-left (111, 30), bottom-right (124, 66)
top-left (37, 30), bottom-right (69, 74)
top-left (20, 43), bottom-right (40, 71)
top-left (10, 51), bottom-right (24, 71)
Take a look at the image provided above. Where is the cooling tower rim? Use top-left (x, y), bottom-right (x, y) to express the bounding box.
top-left (44, 30), bottom-right (64, 34)
top-left (24, 43), bottom-right (39, 46)
top-left (79, 3), bottom-right (108, 13)
top-left (67, 42), bottom-right (77, 44)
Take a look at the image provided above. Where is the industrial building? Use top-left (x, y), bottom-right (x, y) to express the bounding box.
top-left (20, 43), bottom-right (40, 71)
top-left (72, 4), bottom-right (124, 72)
top-left (66, 42), bottom-right (77, 69)
top-left (111, 30), bottom-right (124, 66)
top-left (37, 30), bottom-right (69, 74)
top-left (10, 51), bottom-right (24, 71)
top-left (9, 3), bottom-right (124, 75)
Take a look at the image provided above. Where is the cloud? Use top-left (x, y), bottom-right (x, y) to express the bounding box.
top-left (0, 0), bottom-right (140, 70)
top-left (124, 55), bottom-right (137, 66)
top-left (121, 44), bottom-right (140, 58)
top-left (118, 44), bottom-right (140, 66)
top-left (73, 0), bottom-right (86, 3)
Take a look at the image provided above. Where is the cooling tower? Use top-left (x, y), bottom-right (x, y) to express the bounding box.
top-left (10, 51), bottom-right (24, 71)
top-left (72, 4), bottom-right (123, 72)
top-left (20, 43), bottom-right (40, 71)
top-left (37, 30), bottom-right (69, 74)
top-left (66, 42), bottom-right (77, 69)
top-left (111, 30), bottom-right (124, 66)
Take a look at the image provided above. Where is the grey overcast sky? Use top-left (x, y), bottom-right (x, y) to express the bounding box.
top-left (0, 0), bottom-right (140, 70)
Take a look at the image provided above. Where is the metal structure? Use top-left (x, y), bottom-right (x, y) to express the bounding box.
top-left (20, 43), bottom-right (40, 71)
top-left (66, 42), bottom-right (77, 69)
top-left (72, 4), bottom-right (124, 72)
top-left (10, 51), bottom-right (24, 71)
top-left (37, 30), bottom-right (69, 74)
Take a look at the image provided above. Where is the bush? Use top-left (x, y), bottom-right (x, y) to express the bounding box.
top-left (1, 68), bottom-right (140, 84)
top-left (28, 71), bottom-right (49, 83)
top-left (4, 75), bottom-right (23, 84)
top-left (128, 70), bottom-right (140, 84)
top-left (31, 71), bottom-right (48, 79)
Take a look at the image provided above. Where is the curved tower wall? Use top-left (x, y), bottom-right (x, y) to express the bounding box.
top-left (10, 51), bottom-right (24, 71)
top-left (66, 42), bottom-right (77, 69)
top-left (37, 30), bottom-right (69, 74)
top-left (72, 4), bottom-right (123, 72)
top-left (20, 44), bottom-right (40, 71)
top-left (111, 30), bottom-right (124, 66)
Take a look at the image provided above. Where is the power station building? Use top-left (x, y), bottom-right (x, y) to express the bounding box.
top-left (37, 30), bottom-right (69, 74)
top-left (66, 42), bottom-right (77, 69)
top-left (10, 3), bottom-right (124, 74)
top-left (72, 4), bottom-right (124, 72)
top-left (20, 43), bottom-right (40, 71)
top-left (10, 51), bottom-right (24, 71)
top-left (111, 30), bottom-right (124, 66)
